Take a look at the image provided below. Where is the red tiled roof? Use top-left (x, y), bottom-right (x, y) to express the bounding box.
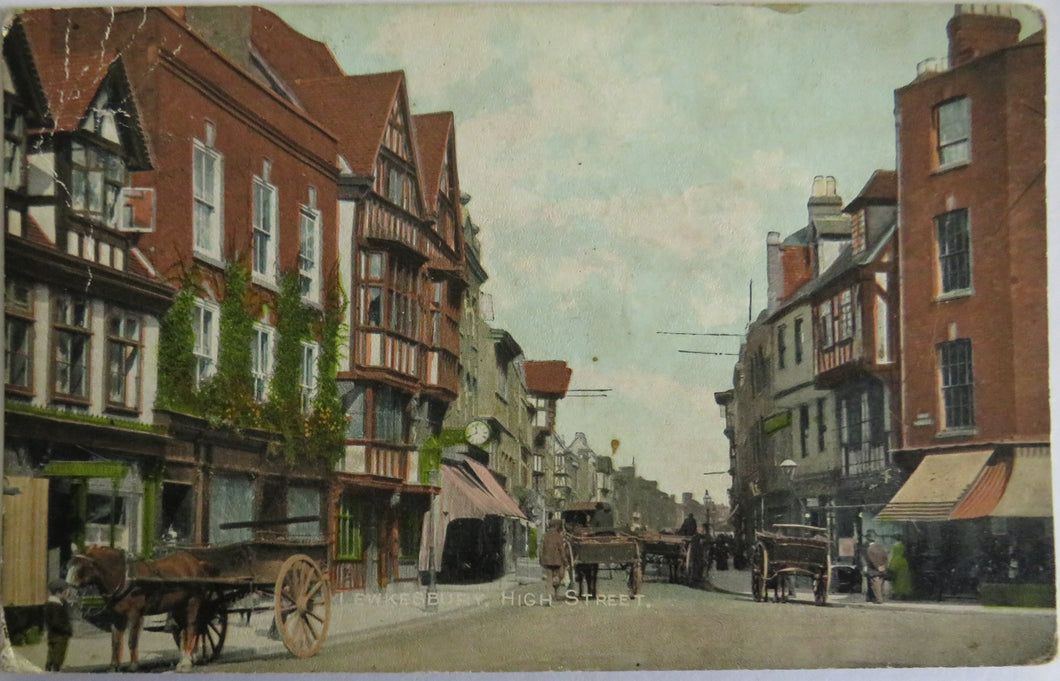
top-left (20, 10), bottom-right (112, 132)
top-left (249, 7), bottom-right (344, 82)
top-left (524, 360), bottom-right (573, 398)
top-left (22, 215), bottom-right (56, 248)
top-left (844, 170), bottom-right (897, 212)
top-left (292, 71), bottom-right (404, 176)
top-left (413, 112), bottom-right (453, 212)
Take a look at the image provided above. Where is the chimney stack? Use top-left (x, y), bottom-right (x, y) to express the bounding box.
top-left (766, 231), bottom-right (782, 313)
top-left (947, 6), bottom-right (1021, 68)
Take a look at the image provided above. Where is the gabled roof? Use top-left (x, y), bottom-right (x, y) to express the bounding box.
top-left (249, 7), bottom-right (344, 82)
top-left (413, 112), bottom-right (455, 213)
top-left (21, 13), bottom-right (151, 168)
top-left (3, 18), bottom-right (51, 128)
top-left (291, 71), bottom-right (406, 176)
top-left (844, 170), bottom-right (897, 213)
top-left (524, 360), bottom-right (573, 398)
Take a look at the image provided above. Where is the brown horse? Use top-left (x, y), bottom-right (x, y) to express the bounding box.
top-left (66, 545), bottom-right (217, 672)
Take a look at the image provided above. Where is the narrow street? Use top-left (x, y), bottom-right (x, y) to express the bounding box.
top-left (215, 577), bottom-right (1056, 672)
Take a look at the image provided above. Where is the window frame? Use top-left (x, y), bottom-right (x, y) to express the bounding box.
top-left (938, 338), bottom-right (975, 430)
top-left (818, 300), bottom-right (834, 349)
top-left (192, 138), bottom-right (224, 262)
top-left (936, 209), bottom-right (972, 296)
top-left (794, 317), bottom-right (804, 364)
top-left (52, 294), bottom-right (91, 402)
top-left (776, 324), bottom-right (787, 370)
top-left (251, 322), bottom-right (275, 403)
top-left (70, 139), bottom-right (126, 229)
top-left (300, 341), bottom-right (318, 412)
top-left (192, 298), bottom-right (220, 389)
top-left (105, 309), bottom-right (142, 411)
top-left (935, 97), bottom-right (971, 170)
top-left (252, 174), bottom-right (279, 285)
top-left (299, 205), bottom-right (322, 303)
top-left (4, 278), bottom-right (34, 392)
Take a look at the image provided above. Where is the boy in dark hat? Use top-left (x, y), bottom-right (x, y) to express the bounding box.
top-left (44, 579), bottom-right (73, 671)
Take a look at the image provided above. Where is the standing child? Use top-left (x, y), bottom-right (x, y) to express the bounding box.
top-left (43, 579), bottom-right (73, 671)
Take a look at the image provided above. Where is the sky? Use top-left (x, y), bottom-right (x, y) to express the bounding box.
top-left (272, 1), bottom-right (1046, 509)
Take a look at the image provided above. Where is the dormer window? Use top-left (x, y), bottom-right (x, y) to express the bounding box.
top-left (70, 140), bottom-right (126, 228)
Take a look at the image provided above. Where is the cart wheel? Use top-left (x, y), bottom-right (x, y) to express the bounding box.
top-left (171, 605), bottom-right (228, 664)
top-left (814, 555), bottom-right (831, 606)
top-left (274, 554), bottom-right (331, 658)
top-left (628, 560), bottom-right (643, 597)
top-left (751, 544), bottom-right (768, 602)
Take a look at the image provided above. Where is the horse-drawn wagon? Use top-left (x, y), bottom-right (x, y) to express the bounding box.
top-left (639, 532), bottom-right (697, 584)
top-left (68, 517), bottom-right (330, 671)
top-left (750, 524), bottom-right (830, 605)
top-left (560, 502), bottom-right (643, 598)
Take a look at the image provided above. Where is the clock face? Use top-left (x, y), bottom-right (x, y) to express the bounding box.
top-left (465, 421), bottom-right (491, 446)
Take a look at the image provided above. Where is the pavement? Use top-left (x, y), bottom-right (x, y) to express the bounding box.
top-left (11, 558), bottom-right (545, 673)
top-left (705, 566), bottom-right (1052, 616)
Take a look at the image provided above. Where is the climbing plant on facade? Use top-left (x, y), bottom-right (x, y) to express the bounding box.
top-left (305, 273), bottom-right (349, 464)
top-left (268, 271), bottom-right (315, 460)
top-left (200, 260), bottom-right (257, 428)
top-left (155, 275), bottom-right (198, 413)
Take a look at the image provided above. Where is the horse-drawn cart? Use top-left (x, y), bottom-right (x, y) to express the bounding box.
top-left (69, 517), bottom-right (331, 670)
top-left (560, 502), bottom-right (643, 598)
top-left (639, 532), bottom-right (694, 584)
top-left (751, 524), bottom-right (830, 606)
top-left (176, 537), bottom-right (330, 661)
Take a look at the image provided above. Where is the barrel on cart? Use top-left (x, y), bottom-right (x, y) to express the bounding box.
top-left (751, 524), bottom-right (830, 606)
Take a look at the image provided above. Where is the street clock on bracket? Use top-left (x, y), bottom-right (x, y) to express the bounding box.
top-left (465, 420), bottom-right (492, 446)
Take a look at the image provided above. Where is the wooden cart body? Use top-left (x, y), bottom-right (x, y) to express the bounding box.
top-left (560, 503), bottom-right (643, 596)
top-left (751, 524), bottom-right (831, 605)
top-left (125, 536), bottom-right (332, 665)
top-left (639, 533), bottom-right (695, 584)
top-left (564, 532), bottom-right (643, 596)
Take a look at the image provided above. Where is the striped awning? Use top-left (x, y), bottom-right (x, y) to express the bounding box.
top-left (950, 455), bottom-right (1013, 519)
top-left (877, 450), bottom-right (993, 521)
top-left (991, 446), bottom-right (1053, 518)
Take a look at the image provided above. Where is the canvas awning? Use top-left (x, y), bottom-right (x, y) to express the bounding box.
top-left (990, 446), bottom-right (1053, 518)
top-left (466, 459), bottom-right (527, 520)
top-left (950, 455), bottom-right (1012, 519)
top-left (877, 449), bottom-right (993, 521)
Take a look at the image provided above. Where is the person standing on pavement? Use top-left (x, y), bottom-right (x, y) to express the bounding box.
top-left (865, 541), bottom-right (889, 604)
top-left (887, 542), bottom-right (914, 599)
top-left (44, 578), bottom-right (73, 671)
top-left (540, 519), bottom-right (568, 600)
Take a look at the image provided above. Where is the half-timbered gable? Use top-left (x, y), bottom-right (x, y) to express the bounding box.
top-left (808, 171), bottom-right (899, 513)
top-left (414, 112), bottom-right (466, 401)
top-left (4, 26), bottom-right (176, 589)
top-left (289, 71), bottom-right (442, 592)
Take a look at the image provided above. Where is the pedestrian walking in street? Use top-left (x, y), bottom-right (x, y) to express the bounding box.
top-left (540, 519), bottom-right (568, 601)
top-left (44, 578), bottom-right (73, 671)
top-left (865, 541), bottom-right (889, 604)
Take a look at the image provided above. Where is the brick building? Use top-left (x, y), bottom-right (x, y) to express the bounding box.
top-left (879, 7), bottom-right (1050, 594)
